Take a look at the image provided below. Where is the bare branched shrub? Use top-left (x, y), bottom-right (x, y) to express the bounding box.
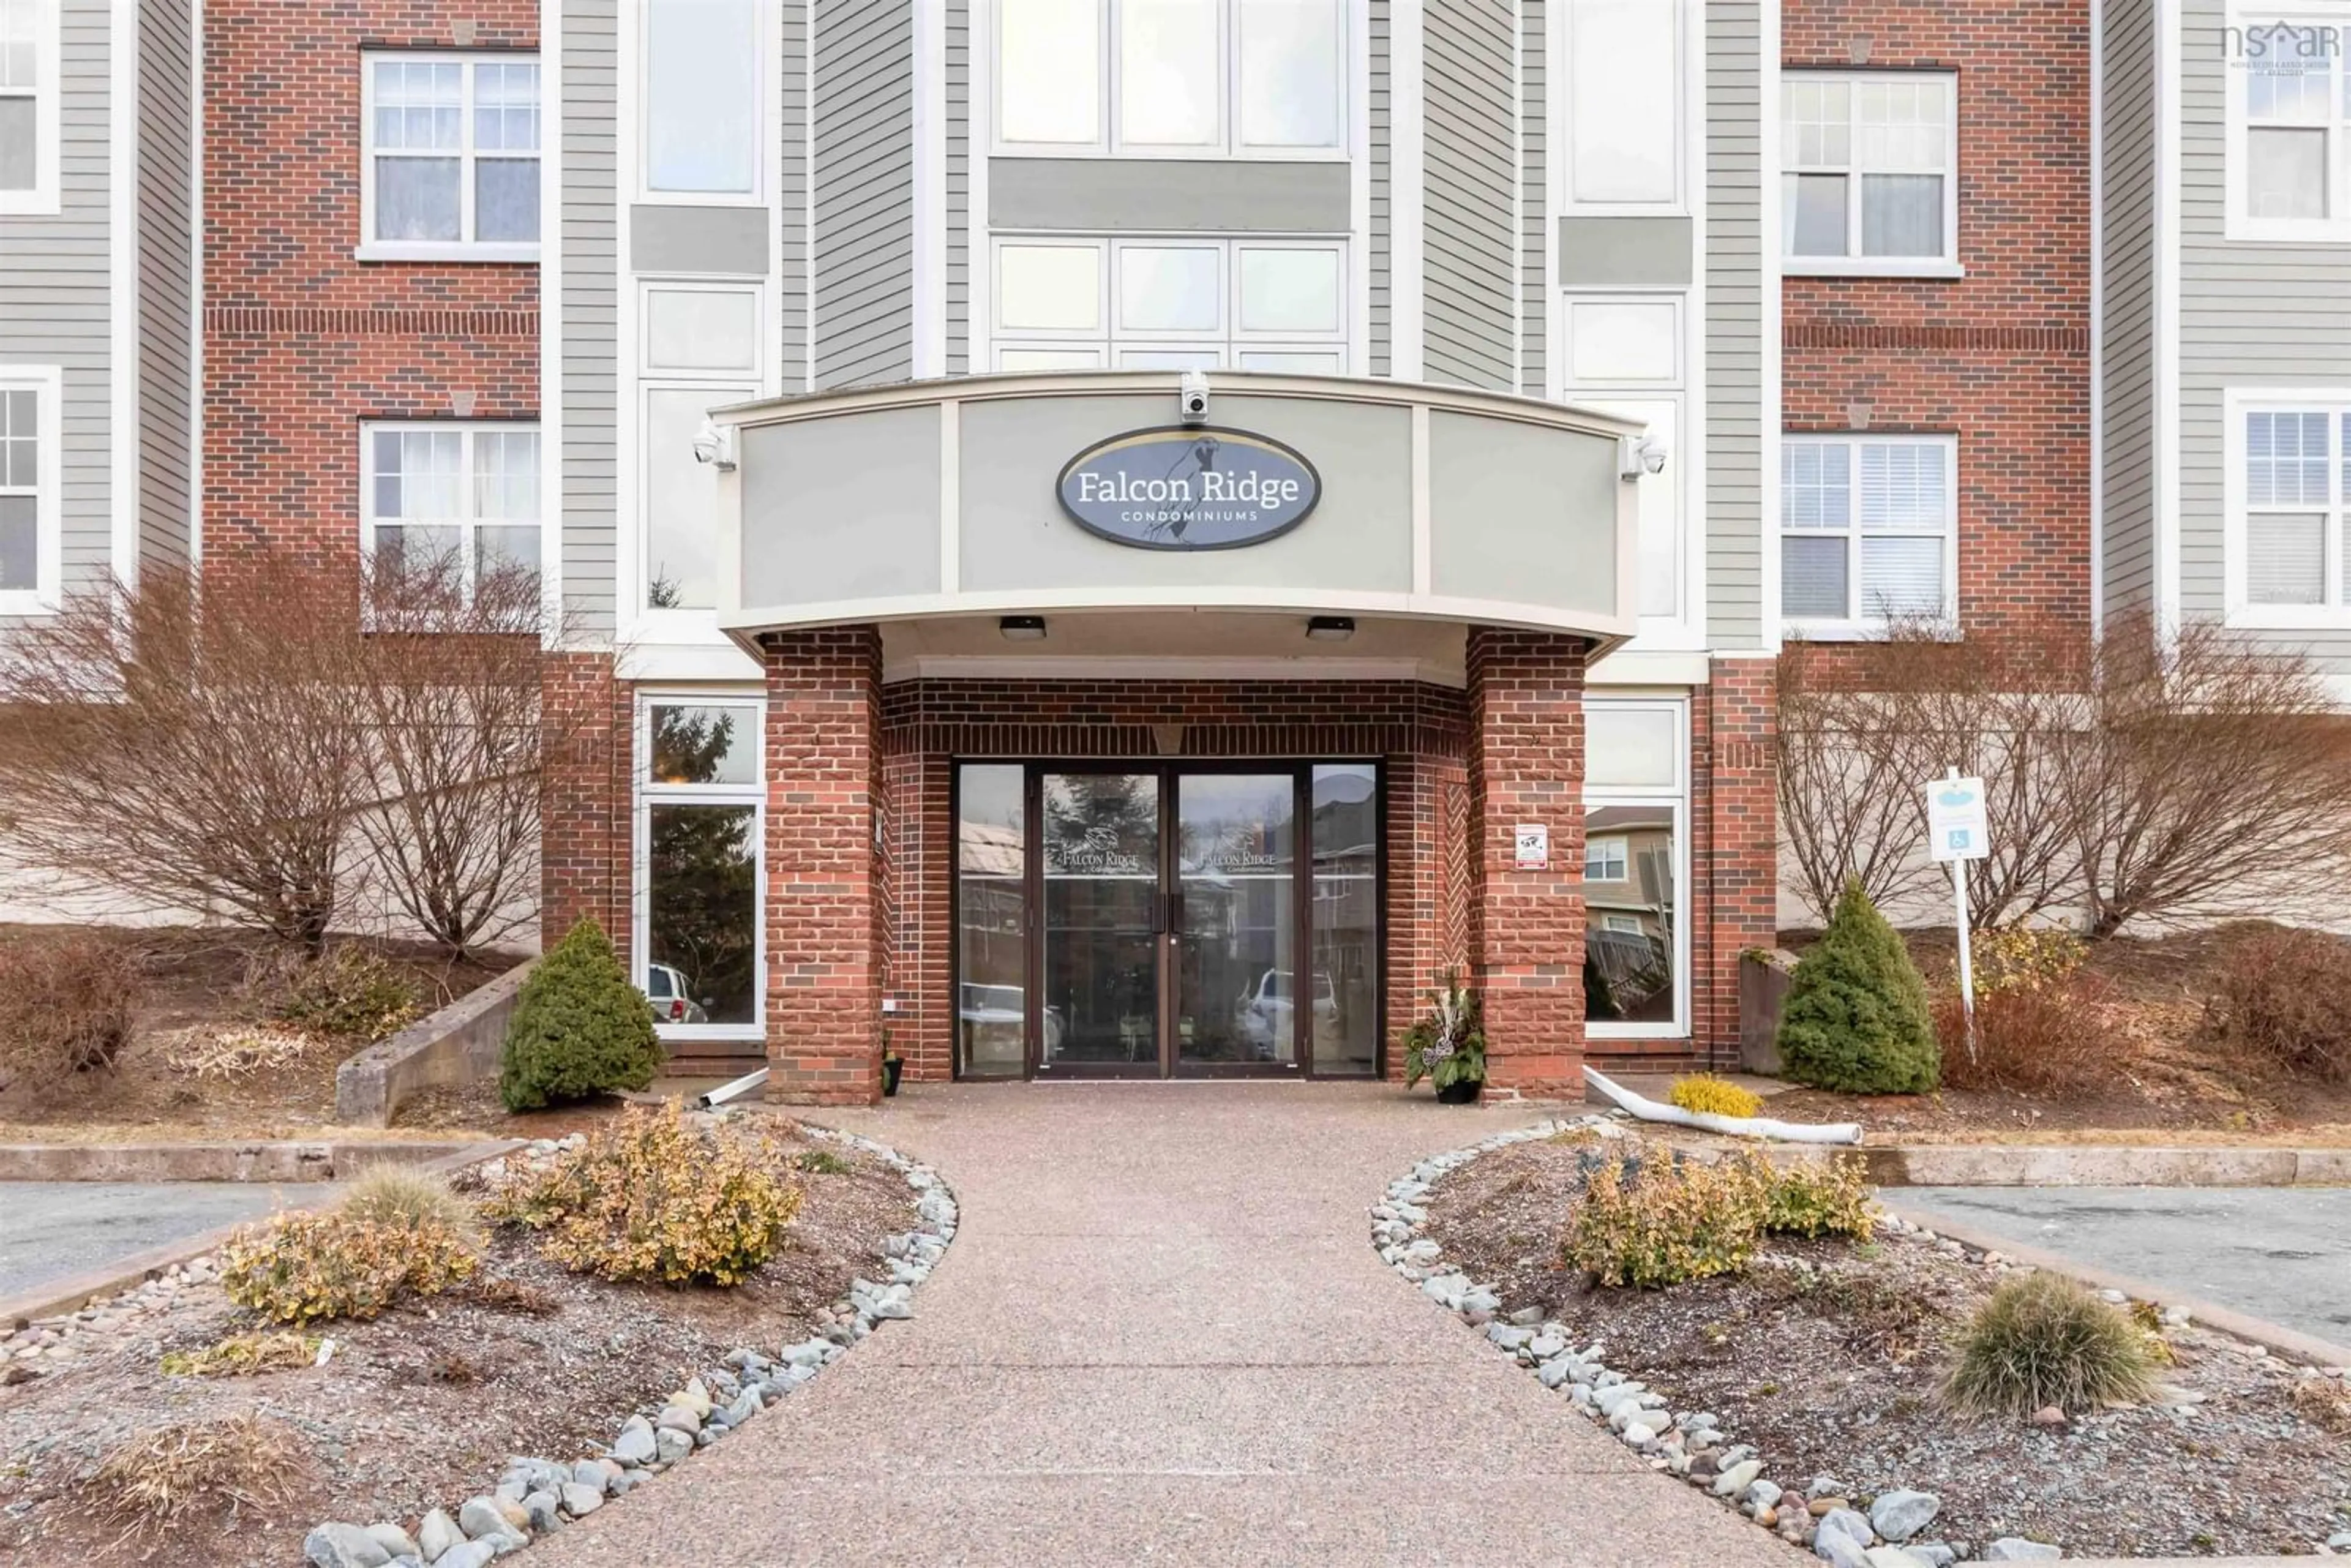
top-left (0, 557), bottom-right (373, 952)
top-left (2207, 925), bottom-right (2351, 1083)
top-left (0, 548), bottom-right (598, 959)
top-left (1934, 975), bottom-right (2130, 1094)
top-left (2055, 613), bottom-right (2351, 937)
top-left (1775, 640), bottom-right (1935, 923)
top-left (352, 553), bottom-right (579, 957)
top-left (0, 931), bottom-right (145, 1101)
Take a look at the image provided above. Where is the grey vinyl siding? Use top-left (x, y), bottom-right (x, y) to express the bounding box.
top-left (1519, 0), bottom-right (1543, 397)
top-left (0, 0), bottom-right (115, 628)
top-left (782, 0), bottom-right (811, 390)
top-left (561, 0), bottom-right (619, 636)
top-left (1420, 0), bottom-right (1514, 391)
top-left (1368, 0), bottom-right (1389, 376)
top-left (134, 0), bottom-right (193, 572)
top-left (1703, 0), bottom-right (1763, 650)
top-left (812, 0), bottom-right (913, 389)
top-left (945, 0), bottom-right (968, 375)
top-left (2178, 0), bottom-right (2351, 666)
top-left (2101, 0), bottom-right (2157, 621)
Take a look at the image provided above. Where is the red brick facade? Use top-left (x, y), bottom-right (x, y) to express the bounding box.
top-left (203, 1), bottom-right (539, 572)
top-left (1783, 0), bottom-right (2093, 637)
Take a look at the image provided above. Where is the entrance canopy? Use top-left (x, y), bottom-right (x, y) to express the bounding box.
top-left (710, 371), bottom-right (1646, 653)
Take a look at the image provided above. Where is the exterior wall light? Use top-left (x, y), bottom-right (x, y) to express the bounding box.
top-left (691, 416), bottom-right (738, 471)
top-left (999, 615), bottom-right (1047, 640)
top-left (1305, 616), bottom-right (1355, 640)
top-left (1618, 433), bottom-right (1668, 479)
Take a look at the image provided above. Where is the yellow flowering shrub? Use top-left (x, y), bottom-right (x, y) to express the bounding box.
top-left (1971, 924), bottom-right (2087, 997)
top-left (219, 1209), bottom-right (478, 1325)
top-left (1564, 1155), bottom-right (1768, 1288)
top-left (1667, 1074), bottom-right (1764, 1120)
top-left (484, 1103), bottom-right (803, 1287)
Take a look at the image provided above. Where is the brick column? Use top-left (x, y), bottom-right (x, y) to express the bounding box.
top-left (763, 627), bottom-right (886, 1105)
top-left (1696, 658), bottom-right (1778, 1067)
top-left (540, 651), bottom-right (631, 947)
top-left (1464, 628), bottom-right (1588, 1099)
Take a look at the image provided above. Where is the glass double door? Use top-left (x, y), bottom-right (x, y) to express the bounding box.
top-left (953, 761), bottom-right (1379, 1079)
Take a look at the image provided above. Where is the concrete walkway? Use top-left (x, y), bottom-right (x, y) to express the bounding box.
top-left (538, 1083), bottom-right (1798, 1567)
top-left (0, 1181), bottom-right (294, 1297)
top-left (1898, 1185), bottom-right (2351, 1348)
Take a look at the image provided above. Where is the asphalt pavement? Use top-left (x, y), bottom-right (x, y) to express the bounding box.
top-left (0, 1181), bottom-right (301, 1297)
top-left (1896, 1184), bottom-right (2351, 1349)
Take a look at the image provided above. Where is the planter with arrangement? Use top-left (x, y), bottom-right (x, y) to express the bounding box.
top-left (1402, 969), bottom-right (1487, 1104)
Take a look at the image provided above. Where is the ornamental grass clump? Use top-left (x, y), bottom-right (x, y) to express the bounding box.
top-left (1563, 1154), bottom-right (1768, 1289)
top-left (485, 1103), bottom-right (802, 1286)
top-left (1667, 1073), bottom-right (1763, 1120)
top-left (1944, 1272), bottom-right (2160, 1419)
top-left (88, 1412), bottom-right (306, 1549)
top-left (1776, 879), bottom-right (1941, 1095)
top-left (219, 1204), bottom-right (479, 1326)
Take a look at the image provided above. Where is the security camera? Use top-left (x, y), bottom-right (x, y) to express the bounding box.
top-left (1619, 433), bottom-right (1668, 480)
top-left (691, 416), bottom-right (737, 472)
top-left (1179, 370), bottom-right (1210, 426)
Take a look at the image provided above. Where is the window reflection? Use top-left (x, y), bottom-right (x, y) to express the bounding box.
top-left (1310, 764), bottom-right (1379, 1075)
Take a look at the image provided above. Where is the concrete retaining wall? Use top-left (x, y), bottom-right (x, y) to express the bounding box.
top-left (0, 1139), bottom-right (490, 1182)
top-left (335, 959), bottom-right (536, 1127)
top-left (1737, 1139), bottom-right (2351, 1188)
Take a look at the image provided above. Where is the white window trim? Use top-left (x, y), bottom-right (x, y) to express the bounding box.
top-left (634, 277), bottom-right (762, 626)
top-left (0, 363), bottom-right (61, 615)
top-left (2222, 386), bottom-right (2351, 626)
top-left (1779, 431), bottom-right (1961, 640)
top-left (1780, 68), bottom-right (1963, 279)
top-left (1583, 835), bottom-right (1629, 881)
top-left (357, 419), bottom-right (544, 604)
top-left (1556, 0), bottom-right (1687, 216)
top-left (988, 233), bottom-right (1351, 370)
top-left (2222, 10), bottom-right (2351, 241)
top-left (0, 0), bottom-right (59, 216)
top-left (636, 0), bottom-right (769, 205)
top-left (1583, 695), bottom-right (1690, 1042)
top-left (632, 691), bottom-right (768, 1044)
top-left (989, 0), bottom-right (1351, 161)
top-left (356, 50), bottom-right (542, 263)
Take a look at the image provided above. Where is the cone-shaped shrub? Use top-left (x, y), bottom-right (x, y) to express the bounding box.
top-left (1775, 880), bottom-right (1940, 1094)
top-left (498, 918), bottom-right (664, 1111)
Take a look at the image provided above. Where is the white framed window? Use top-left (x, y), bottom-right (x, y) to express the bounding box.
top-left (360, 422), bottom-right (542, 600)
top-left (637, 280), bottom-right (760, 614)
top-left (1583, 697), bottom-right (1689, 1040)
top-left (2225, 12), bottom-right (2351, 239)
top-left (1560, 292), bottom-right (1688, 630)
top-left (2223, 390), bottom-right (2351, 625)
top-left (0, 0), bottom-right (58, 214)
top-left (1779, 433), bottom-right (1959, 636)
top-left (1781, 71), bottom-right (1960, 277)
top-left (991, 236), bottom-right (1348, 370)
top-left (994, 0), bottom-right (1346, 158)
top-left (0, 364), bottom-right (59, 613)
top-left (642, 0), bottom-right (762, 200)
top-left (1561, 0), bottom-right (1682, 210)
top-left (1583, 835), bottom-right (1629, 882)
top-left (635, 694), bottom-right (766, 1041)
top-left (359, 53), bottom-right (541, 260)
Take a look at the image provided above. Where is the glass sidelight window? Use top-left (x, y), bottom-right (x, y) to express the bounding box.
top-left (1308, 763), bottom-right (1379, 1075)
top-left (639, 698), bottom-right (763, 1036)
top-left (956, 765), bottom-right (1030, 1076)
top-left (1583, 700), bottom-right (1687, 1038)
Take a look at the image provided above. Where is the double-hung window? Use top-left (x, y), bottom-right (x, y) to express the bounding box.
top-left (637, 696), bottom-right (765, 1039)
top-left (361, 423), bottom-right (542, 601)
top-left (2227, 15), bottom-right (2351, 236)
top-left (1584, 699), bottom-right (1688, 1038)
top-left (1780, 433), bottom-right (1958, 634)
top-left (992, 237), bottom-right (1348, 371)
top-left (1782, 71), bottom-right (1959, 275)
top-left (996, 0), bottom-right (1346, 156)
top-left (2227, 396), bottom-right (2351, 623)
top-left (0, 366), bottom-right (58, 613)
top-left (361, 53), bottom-right (541, 258)
top-left (0, 0), bottom-right (56, 213)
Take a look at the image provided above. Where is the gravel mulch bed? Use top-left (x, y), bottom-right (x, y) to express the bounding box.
top-left (0, 1114), bottom-right (917, 1566)
top-left (1421, 1131), bottom-right (2351, 1561)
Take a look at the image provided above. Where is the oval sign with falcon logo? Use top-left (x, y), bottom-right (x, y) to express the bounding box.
top-left (1057, 426), bottom-right (1322, 550)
